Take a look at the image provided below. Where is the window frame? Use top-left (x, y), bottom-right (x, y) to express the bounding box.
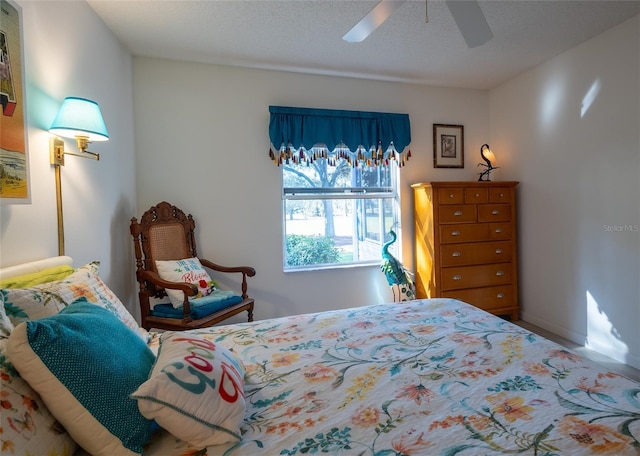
top-left (281, 158), bottom-right (402, 272)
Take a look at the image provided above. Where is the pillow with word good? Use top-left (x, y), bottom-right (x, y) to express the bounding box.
top-left (132, 332), bottom-right (246, 447)
top-left (155, 258), bottom-right (217, 308)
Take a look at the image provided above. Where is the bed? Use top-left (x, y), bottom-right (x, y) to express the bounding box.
top-left (1, 257), bottom-right (639, 456)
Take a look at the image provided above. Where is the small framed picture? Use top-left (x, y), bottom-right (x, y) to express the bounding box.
top-left (433, 124), bottom-right (464, 168)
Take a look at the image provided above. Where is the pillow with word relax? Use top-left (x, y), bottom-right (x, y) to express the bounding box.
top-left (132, 332), bottom-right (246, 447)
top-left (155, 258), bottom-right (217, 308)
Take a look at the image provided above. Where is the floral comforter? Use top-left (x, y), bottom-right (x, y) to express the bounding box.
top-left (144, 298), bottom-right (640, 456)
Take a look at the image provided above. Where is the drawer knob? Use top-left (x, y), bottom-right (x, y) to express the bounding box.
top-left (449, 193), bottom-right (454, 198)
top-left (495, 228), bottom-right (503, 233)
top-left (475, 193), bottom-right (479, 197)
top-left (451, 230), bottom-right (461, 236)
top-left (499, 193), bottom-right (504, 197)
top-left (452, 251), bottom-right (461, 257)
top-left (453, 274), bottom-right (462, 280)
top-left (454, 210), bottom-right (463, 216)
top-left (496, 271), bottom-right (504, 277)
top-left (495, 249), bottom-right (503, 254)
top-left (492, 210), bottom-right (500, 215)
top-left (497, 293), bottom-right (505, 299)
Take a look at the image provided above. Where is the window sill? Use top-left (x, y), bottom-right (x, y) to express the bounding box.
top-left (284, 260), bottom-right (380, 273)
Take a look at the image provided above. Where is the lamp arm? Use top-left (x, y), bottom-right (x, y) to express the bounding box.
top-left (63, 150), bottom-right (100, 161)
top-left (50, 137), bottom-right (100, 165)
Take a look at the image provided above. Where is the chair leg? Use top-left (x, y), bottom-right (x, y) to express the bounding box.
top-left (247, 305), bottom-right (254, 322)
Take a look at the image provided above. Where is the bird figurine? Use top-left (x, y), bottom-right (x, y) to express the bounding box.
top-left (380, 230), bottom-right (415, 302)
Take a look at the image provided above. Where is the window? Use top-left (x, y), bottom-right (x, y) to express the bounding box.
top-left (268, 106), bottom-right (411, 271)
top-left (282, 149), bottom-right (400, 271)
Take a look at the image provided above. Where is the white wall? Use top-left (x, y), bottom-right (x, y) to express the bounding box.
top-left (0, 1), bottom-right (138, 315)
top-left (6, 2), bottom-right (635, 370)
top-left (490, 16), bottom-right (640, 368)
top-left (133, 58), bottom-right (490, 321)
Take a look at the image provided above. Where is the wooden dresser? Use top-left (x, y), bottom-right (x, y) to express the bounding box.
top-left (412, 181), bottom-right (519, 320)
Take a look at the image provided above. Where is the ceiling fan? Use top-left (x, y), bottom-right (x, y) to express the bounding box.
top-left (343, 0), bottom-right (493, 48)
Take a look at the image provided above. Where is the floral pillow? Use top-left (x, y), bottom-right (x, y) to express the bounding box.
top-left (1, 262), bottom-right (148, 342)
top-left (0, 293), bottom-right (13, 338)
top-left (155, 258), bottom-right (217, 308)
top-left (0, 338), bottom-right (77, 455)
top-left (132, 332), bottom-right (246, 447)
top-left (7, 300), bottom-right (156, 456)
top-left (0, 264), bottom-right (75, 338)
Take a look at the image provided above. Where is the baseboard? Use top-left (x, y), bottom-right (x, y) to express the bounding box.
top-left (521, 311), bottom-right (640, 370)
top-left (520, 311), bottom-right (587, 346)
top-left (585, 337), bottom-right (640, 371)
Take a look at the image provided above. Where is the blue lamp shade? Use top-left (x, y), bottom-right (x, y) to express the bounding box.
top-left (49, 97), bottom-right (109, 142)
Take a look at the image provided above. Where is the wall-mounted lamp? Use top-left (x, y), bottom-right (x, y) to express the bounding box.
top-left (477, 144), bottom-right (498, 181)
top-left (49, 97), bottom-right (109, 164)
top-left (48, 97), bottom-right (109, 255)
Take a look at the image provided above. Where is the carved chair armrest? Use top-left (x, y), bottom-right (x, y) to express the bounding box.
top-left (199, 258), bottom-right (256, 299)
top-left (137, 270), bottom-right (198, 296)
top-left (137, 270), bottom-right (197, 321)
top-left (199, 258), bottom-right (256, 277)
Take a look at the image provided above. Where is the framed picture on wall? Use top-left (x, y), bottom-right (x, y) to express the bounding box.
top-left (433, 124), bottom-right (464, 168)
top-left (0, 0), bottom-right (30, 203)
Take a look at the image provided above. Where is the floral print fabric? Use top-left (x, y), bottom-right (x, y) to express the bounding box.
top-left (140, 298), bottom-right (640, 456)
top-left (1, 262), bottom-right (148, 343)
top-left (0, 338), bottom-right (77, 456)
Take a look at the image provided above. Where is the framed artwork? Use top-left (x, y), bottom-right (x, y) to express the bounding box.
top-left (433, 124), bottom-right (464, 168)
top-left (0, 0), bottom-right (30, 203)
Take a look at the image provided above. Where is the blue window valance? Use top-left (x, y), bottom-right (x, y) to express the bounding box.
top-left (268, 106), bottom-right (412, 168)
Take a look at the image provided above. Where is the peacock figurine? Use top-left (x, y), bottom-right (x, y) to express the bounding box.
top-left (380, 230), bottom-right (415, 302)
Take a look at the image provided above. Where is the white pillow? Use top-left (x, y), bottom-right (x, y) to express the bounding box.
top-left (155, 258), bottom-right (217, 308)
top-left (132, 332), bottom-right (246, 447)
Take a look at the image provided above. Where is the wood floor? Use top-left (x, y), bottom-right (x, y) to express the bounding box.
top-left (515, 320), bottom-right (640, 382)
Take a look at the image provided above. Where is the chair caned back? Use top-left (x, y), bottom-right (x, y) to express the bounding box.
top-left (148, 222), bottom-right (190, 264)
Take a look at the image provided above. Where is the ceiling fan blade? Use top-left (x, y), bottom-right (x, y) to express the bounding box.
top-left (343, 0), bottom-right (407, 43)
top-left (445, 0), bottom-right (493, 48)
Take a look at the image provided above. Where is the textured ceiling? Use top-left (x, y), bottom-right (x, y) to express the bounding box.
top-left (87, 0), bottom-right (640, 90)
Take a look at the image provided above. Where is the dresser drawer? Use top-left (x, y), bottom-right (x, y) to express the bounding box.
top-left (437, 188), bottom-right (464, 204)
top-left (478, 204), bottom-right (511, 222)
top-left (464, 188), bottom-right (488, 204)
top-left (440, 222), bottom-right (511, 243)
top-left (439, 205), bottom-right (477, 224)
top-left (440, 241), bottom-right (512, 267)
top-left (489, 187), bottom-right (511, 203)
top-left (442, 285), bottom-right (514, 311)
top-left (489, 223), bottom-right (512, 240)
top-left (439, 224), bottom-right (489, 243)
top-left (440, 263), bottom-right (512, 290)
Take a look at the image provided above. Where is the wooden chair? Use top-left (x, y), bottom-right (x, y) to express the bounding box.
top-left (130, 201), bottom-right (255, 331)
